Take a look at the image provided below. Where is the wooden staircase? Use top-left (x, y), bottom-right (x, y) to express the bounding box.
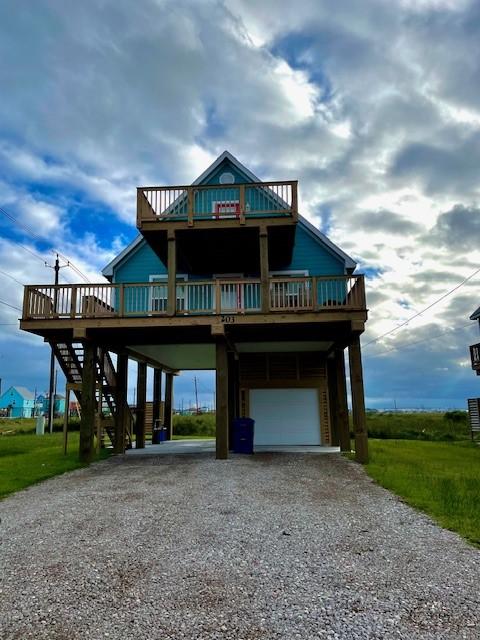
top-left (52, 342), bottom-right (133, 449)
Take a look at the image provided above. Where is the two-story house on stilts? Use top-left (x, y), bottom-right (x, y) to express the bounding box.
top-left (20, 151), bottom-right (369, 462)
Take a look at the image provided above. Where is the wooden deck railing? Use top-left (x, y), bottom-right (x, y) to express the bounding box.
top-left (22, 276), bottom-right (365, 320)
top-left (137, 181), bottom-right (298, 227)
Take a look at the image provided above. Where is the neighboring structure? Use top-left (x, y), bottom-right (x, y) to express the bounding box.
top-left (469, 306), bottom-right (480, 376)
top-left (20, 151), bottom-right (369, 462)
top-left (0, 386), bottom-right (35, 418)
top-left (468, 306), bottom-right (480, 439)
top-left (36, 393), bottom-right (66, 417)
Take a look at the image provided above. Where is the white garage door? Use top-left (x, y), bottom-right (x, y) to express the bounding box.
top-left (250, 388), bottom-right (321, 446)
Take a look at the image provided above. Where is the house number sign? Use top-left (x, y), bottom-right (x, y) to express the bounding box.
top-left (221, 315), bottom-right (235, 323)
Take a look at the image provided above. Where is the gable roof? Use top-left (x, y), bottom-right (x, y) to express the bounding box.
top-left (470, 306), bottom-right (480, 320)
top-left (102, 151), bottom-right (357, 277)
top-left (1, 386), bottom-right (35, 401)
top-left (193, 150), bottom-right (260, 185)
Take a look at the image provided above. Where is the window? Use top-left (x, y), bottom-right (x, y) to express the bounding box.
top-left (213, 201), bottom-right (240, 219)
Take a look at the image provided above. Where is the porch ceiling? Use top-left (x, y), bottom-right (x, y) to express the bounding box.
top-left (129, 343), bottom-right (216, 370)
top-left (236, 341), bottom-right (332, 353)
top-left (127, 340), bottom-right (333, 370)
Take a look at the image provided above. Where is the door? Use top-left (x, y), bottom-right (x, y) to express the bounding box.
top-left (249, 388), bottom-right (321, 445)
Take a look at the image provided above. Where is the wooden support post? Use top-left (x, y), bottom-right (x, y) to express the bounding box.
top-left (348, 336), bottom-right (368, 463)
top-left (187, 188), bottom-right (194, 227)
top-left (167, 231), bottom-right (176, 316)
top-left (227, 352), bottom-right (238, 449)
top-left (136, 362), bottom-right (147, 449)
top-left (239, 184), bottom-right (246, 225)
top-left (216, 339), bottom-right (229, 459)
top-left (79, 342), bottom-right (96, 463)
top-left (153, 367), bottom-right (163, 434)
top-left (259, 227), bottom-right (269, 313)
top-left (334, 348), bottom-right (351, 452)
top-left (63, 385), bottom-right (70, 455)
top-left (115, 353), bottom-right (128, 454)
top-left (164, 372), bottom-right (174, 440)
top-left (327, 358), bottom-right (339, 447)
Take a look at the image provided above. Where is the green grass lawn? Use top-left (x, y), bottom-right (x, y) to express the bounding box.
top-left (364, 410), bottom-right (469, 441)
top-left (0, 432), bottom-right (109, 500)
top-left (365, 439), bottom-right (480, 546)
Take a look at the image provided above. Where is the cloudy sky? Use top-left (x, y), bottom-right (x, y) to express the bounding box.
top-left (0, 0), bottom-right (479, 409)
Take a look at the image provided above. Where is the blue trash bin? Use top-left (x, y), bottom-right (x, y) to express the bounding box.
top-left (152, 426), bottom-right (166, 444)
top-left (232, 418), bottom-right (255, 454)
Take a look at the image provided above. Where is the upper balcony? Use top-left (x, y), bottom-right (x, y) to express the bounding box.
top-left (136, 180), bottom-right (298, 232)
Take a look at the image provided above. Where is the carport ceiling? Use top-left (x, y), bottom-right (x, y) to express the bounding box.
top-left (128, 341), bottom-right (332, 370)
top-left (128, 344), bottom-right (216, 370)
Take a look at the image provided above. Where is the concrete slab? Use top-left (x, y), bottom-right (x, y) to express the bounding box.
top-left (127, 439), bottom-right (215, 456)
top-left (126, 439), bottom-right (340, 456)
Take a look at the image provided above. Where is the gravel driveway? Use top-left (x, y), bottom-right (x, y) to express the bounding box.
top-left (1, 452), bottom-right (479, 639)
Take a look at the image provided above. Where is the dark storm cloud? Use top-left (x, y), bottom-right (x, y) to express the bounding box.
top-left (427, 205), bottom-right (480, 250)
top-left (354, 210), bottom-right (423, 236)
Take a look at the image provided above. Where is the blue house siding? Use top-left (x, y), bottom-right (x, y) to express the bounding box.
top-left (203, 159), bottom-right (252, 185)
top-left (165, 160), bottom-right (286, 220)
top-left (114, 242), bottom-right (166, 284)
top-left (0, 386), bottom-right (35, 418)
top-left (289, 226), bottom-right (344, 276)
top-left (113, 224), bottom-right (345, 286)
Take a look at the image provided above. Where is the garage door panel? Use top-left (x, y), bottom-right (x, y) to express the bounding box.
top-left (250, 388), bottom-right (321, 446)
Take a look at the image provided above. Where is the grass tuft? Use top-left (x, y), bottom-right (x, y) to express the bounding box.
top-left (0, 432), bottom-right (109, 500)
top-left (365, 440), bottom-right (480, 546)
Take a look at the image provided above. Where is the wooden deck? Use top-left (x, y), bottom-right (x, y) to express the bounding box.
top-left (137, 180), bottom-right (298, 229)
top-left (22, 275), bottom-right (365, 321)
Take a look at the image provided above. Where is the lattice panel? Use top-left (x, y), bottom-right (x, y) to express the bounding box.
top-left (320, 385), bottom-right (331, 445)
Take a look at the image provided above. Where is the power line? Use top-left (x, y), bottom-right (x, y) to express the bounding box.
top-left (0, 205), bottom-right (91, 283)
top-left (364, 321), bottom-right (475, 360)
top-left (0, 299), bottom-right (21, 312)
top-left (0, 268), bottom-right (24, 286)
top-left (6, 236), bottom-right (47, 264)
top-left (363, 266), bottom-right (480, 349)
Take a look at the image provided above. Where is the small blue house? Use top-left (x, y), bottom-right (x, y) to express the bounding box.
top-left (36, 394), bottom-right (66, 417)
top-left (0, 386), bottom-right (35, 418)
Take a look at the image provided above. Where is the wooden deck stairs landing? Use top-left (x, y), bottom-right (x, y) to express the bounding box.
top-left (52, 342), bottom-right (133, 449)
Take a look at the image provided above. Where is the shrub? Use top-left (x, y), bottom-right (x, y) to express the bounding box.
top-left (362, 411), bottom-right (470, 441)
top-left (173, 413), bottom-right (216, 437)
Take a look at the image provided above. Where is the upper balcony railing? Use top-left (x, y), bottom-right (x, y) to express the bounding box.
top-left (137, 181), bottom-right (298, 227)
top-left (22, 275), bottom-right (365, 321)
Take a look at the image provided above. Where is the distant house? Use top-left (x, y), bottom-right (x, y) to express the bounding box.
top-left (36, 393), bottom-right (66, 417)
top-left (0, 386), bottom-right (35, 418)
top-left (469, 306), bottom-right (480, 376)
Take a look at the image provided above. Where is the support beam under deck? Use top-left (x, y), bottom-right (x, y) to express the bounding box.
top-left (136, 362), bottom-right (147, 449)
top-left (348, 336), bottom-right (368, 463)
top-left (115, 353), bottom-right (128, 454)
top-left (334, 348), bottom-right (351, 452)
top-left (216, 339), bottom-right (229, 459)
top-left (79, 341), bottom-right (96, 462)
top-left (164, 372), bottom-right (174, 440)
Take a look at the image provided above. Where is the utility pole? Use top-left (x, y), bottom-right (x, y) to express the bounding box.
top-left (194, 376), bottom-right (199, 414)
top-left (46, 254), bottom-right (69, 433)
